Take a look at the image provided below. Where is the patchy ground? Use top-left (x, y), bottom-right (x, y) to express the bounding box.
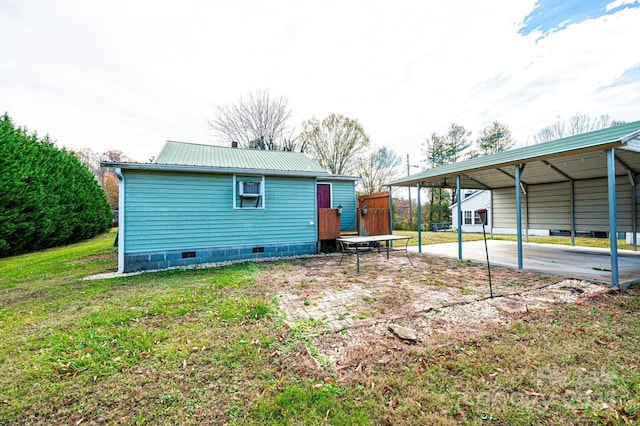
top-left (260, 251), bottom-right (609, 379)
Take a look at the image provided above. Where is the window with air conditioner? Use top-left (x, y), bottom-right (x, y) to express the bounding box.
top-left (234, 175), bottom-right (264, 208)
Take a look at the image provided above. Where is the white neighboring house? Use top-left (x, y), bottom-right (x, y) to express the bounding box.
top-left (451, 189), bottom-right (553, 236)
top-left (450, 190), bottom-right (491, 233)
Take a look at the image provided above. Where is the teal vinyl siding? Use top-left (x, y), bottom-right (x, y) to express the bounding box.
top-left (123, 171), bottom-right (317, 254)
top-left (329, 180), bottom-right (357, 231)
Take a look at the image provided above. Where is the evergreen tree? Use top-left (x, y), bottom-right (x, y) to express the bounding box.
top-left (0, 113), bottom-right (112, 257)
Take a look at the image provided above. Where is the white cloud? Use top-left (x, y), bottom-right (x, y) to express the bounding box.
top-left (606, 0), bottom-right (639, 12)
top-left (0, 0), bottom-right (638, 163)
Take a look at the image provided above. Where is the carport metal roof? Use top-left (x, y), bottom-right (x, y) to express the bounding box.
top-left (388, 120), bottom-right (640, 288)
top-left (389, 120), bottom-right (640, 190)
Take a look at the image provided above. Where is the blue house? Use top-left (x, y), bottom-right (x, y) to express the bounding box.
top-left (102, 141), bottom-right (359, 272)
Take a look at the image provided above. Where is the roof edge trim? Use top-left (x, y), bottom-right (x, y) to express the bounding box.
top-left (100, 161), bottom-right (358, 180)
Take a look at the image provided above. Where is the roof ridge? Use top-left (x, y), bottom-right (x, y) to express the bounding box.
top-left (164, 140), bottom-right (305, 155)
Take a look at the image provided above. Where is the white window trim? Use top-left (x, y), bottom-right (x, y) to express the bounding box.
top-left (464, 210), bottom-right (472, 225)
top-left (474, 211), bottom-right (482, 225)
top-left (233, 175), bottom-right (265, 209)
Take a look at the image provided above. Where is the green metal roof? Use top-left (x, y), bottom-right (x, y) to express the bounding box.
top-left (155, 140), bottom-right (328, 173)
top-left (389, 120), bottom-right (640, 189)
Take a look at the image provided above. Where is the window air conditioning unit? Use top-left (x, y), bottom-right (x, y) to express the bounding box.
top-left (239, 181), bottom-right (261, 197)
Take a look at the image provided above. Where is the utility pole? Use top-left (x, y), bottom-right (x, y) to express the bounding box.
top-left (406, 155), bottom-right (421, 230)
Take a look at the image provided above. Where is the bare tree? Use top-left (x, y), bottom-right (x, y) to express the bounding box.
top-left (299, 114), bottom-right (371, 175)
top-left (357, 146), bottom-right (402, 194)
top-left (208, 90), bottom-right (297, 150)
top-left (73, 148), bottom-right (133, 181)
top-left (73, 147), bottom-right (101, 180)
top-left (534, 113), bottom-right (623, 143)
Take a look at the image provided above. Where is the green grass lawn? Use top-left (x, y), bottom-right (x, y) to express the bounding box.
top-left (0, 230), bottom-right (638, 424)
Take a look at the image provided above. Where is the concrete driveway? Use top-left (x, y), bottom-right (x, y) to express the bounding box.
top-left (411, 239), bottom-right (640, 287)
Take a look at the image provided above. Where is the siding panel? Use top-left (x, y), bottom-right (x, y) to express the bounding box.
top-left (493, 176), bottom-right (637, 232)
top-left (329, 180), bottom-right (357, 231)
top-left (123, 171), bottom-right (317, 253)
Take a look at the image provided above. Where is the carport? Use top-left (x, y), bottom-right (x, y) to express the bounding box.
top-left (389, 120), bottom-right (640, 288)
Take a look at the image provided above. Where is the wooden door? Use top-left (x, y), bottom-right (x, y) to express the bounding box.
top-left (317, 184), bottom-right (331, 208)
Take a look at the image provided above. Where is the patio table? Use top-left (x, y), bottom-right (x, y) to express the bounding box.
top-left (337, 234), bottom-right (413, 273)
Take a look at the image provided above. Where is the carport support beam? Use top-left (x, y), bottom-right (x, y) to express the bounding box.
top-left (388, 188), bottom-right (393, 235)
top-left (417, 183), bottom-right (422, 253)
top-left (607, 149), bottom-right (619, 287)
top-left (515, 165), bottom-right (524, 269)
top-left (570, 180), bottom-right (575, 246)
top-left (457, 176), bottom-right (462, 260)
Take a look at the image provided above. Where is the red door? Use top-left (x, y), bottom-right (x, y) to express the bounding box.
top-left (317, 184), bottom-right (331, 208)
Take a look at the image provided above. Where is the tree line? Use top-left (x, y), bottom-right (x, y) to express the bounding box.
top-left (72, 148), bottom-right (135, 215)
top-left (208, 90), bottom-right (403, 195)
top-left (416, 113), bottom-right (623, 230)
top-left (1, 100), bottom-right (622, 258)
top-left (208, 92), bottom-right (624, 230)
top-left (0, 113), bottom-right (112, 257)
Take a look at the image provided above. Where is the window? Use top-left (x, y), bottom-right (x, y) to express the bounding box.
top-left (234, 175), bottom-right (264, 208)
top-left (239, 181), bottom-right (261, 197)
top-left (474, 211), bottom-right (483, 225)
top-left (464, 211), bottom-right (472, 224)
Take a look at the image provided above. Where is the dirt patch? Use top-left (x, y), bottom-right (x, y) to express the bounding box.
top-left (0, 288), bottom-right (46, 307)
top-left (259, 252), bottom-right (610, 378)
top-left (74, 252), bottom-right (117, 263)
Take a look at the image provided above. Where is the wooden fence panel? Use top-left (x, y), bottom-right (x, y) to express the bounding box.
top-left (318, 208), bottom-right (341, 240)
top-left (359, 208), bottom-right (390, 236)
top-left (357, 192), bottom-right (389, 209)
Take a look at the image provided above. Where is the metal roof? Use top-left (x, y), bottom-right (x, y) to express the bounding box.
top-left (155, 140), bottom-right (328, 173)
top-left (389, 120), bottom-right (640, 189)
top-left (101, 140), bottom-right (359, 181)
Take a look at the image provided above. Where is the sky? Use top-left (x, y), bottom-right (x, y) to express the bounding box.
top-left (1, 0), bottom-right (639, 165)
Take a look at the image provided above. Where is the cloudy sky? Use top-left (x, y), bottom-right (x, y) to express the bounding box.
top-left (1, 0), bottom-right (639, 164)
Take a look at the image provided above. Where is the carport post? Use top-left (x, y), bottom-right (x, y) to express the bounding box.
top-left (457, 176), bottom-right (462, 260)
top-left (607, 149), bottom-right (619, 287)
top-left (417, 183), bottom-right (422, 253)
top-left (570, 180), bottom-right (575, 247)
top-left (515, 165), bottom-right (523, 269)
top-left (388, 188), bottom-right (393, 235)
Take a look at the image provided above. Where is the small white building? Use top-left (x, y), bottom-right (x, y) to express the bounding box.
top-left (450, 190), bottom-right (491, 233)
top-left (450, 189), bottom-right (556, 236)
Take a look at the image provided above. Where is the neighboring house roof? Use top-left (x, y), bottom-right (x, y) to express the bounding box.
top-left (101, 140), bottom-right (359, 181)
top-left (450, 190), bottom-right (487, 209)
top-left (388, 120), bottom-right (640, 189)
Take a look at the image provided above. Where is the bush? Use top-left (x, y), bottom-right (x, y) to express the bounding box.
top-left (0, 113), bottom-right (112, 257)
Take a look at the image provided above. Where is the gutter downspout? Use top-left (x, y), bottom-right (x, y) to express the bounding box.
top-left (115, 167), bottom-right (125, 274)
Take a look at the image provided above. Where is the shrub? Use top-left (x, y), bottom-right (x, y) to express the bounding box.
top-left (0, 113), bottom-right (112, 256)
